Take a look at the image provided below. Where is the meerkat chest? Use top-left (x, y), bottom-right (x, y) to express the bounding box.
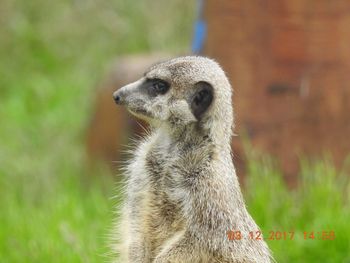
top-left (145, 145), bottom-right (182, 199)
top-left (142, 145), bottom-right (186, 250)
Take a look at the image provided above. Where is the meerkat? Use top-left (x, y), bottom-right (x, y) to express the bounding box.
top-left (112, 56), bottom-right (273, 263)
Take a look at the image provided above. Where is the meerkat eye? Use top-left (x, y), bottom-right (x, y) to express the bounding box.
top-left (152, 79), bottom-right (169, 94)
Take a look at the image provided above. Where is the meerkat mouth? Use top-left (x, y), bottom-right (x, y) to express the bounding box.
top-left (127, 107), bottom-right (153, 122)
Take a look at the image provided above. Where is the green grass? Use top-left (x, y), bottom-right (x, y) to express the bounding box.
top-left (1, 1), bottom-right (349, 262)
top-left (0, 164), bottom-right (114, 262)
top-left (245, 157), bottom-right (350, 263)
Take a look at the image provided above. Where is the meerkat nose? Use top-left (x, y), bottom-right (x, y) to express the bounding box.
top-left (114, 95), bottom-right (122, 104)
top-left (113, 90), bottom-right (124, 105)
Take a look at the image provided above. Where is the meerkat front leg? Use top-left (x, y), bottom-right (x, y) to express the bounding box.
top-left (125, 214), bottom-right (151, 263)
top-left (120, 207), bottom-right (151, 262)
top-left (128, 237), bottom-right (150, 263)
top-left (153, 231), bottom-right (198, 263)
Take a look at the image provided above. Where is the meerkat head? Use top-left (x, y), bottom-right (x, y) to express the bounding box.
top-left (113, 56), bottom-right (233, 139)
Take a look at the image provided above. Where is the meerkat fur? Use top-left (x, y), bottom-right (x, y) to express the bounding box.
top-left (112, 56), bottom-right (273, 263)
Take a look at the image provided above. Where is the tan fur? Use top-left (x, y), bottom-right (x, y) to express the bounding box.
top-left (112, 56), bottom-right (273, 262)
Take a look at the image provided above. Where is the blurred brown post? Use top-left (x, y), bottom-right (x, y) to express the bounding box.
top-left (204, 0), bottom-right (350, 183)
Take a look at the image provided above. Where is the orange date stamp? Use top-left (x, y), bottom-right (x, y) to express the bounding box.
top-left (226, 230), bottom-right (335, 241)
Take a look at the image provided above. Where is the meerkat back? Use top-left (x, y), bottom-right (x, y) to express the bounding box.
top-left (112, 56), bottom-right (273, 263)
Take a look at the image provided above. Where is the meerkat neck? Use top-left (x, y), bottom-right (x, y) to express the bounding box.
top-left (155, 122), bottom-right (232, 154)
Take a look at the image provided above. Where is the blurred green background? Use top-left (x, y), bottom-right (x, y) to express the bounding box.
top-left (0, 1), bottom-right (349, 262)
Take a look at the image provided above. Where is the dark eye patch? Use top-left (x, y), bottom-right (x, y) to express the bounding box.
top-left (143, 78), bottom-right (170, 97)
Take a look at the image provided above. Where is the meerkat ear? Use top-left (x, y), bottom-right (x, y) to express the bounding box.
top-left (190, 81), bottom-right (214, 120)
